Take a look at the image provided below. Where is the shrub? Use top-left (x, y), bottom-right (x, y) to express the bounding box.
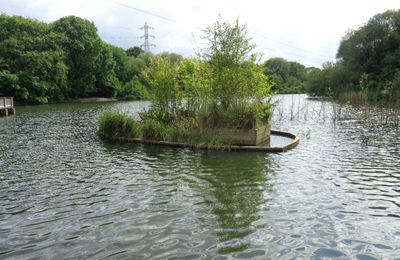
top-left (98, 111), bottom-right (140, 138)
top-left (139, 108), bottom-right (173, 125)
top-left (141, 119), bottom-right (167, 141)
top-left (199, 102), bottom-right (271, 129)
top-left (119, 77), bottom-right (149, 100)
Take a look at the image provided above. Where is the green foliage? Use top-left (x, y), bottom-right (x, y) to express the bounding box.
top-left (52, 16), bottom-right (119, 98)
top-left (141, 119), bottom-right (167, 141)
top-left (199, 101), bottom-right (272, 130)
top-left (158, 52), bottom-right (183, 64)
top-left (126, 46), bottom-right (144, 58)
top-left (199, 17), bottom-right (273, 129)
top-left (98, 111), bottom-right (140, 138)
top-left (139, 108), bottom-right (173, 125)
top-left (0, 14), bottom-right (69, 104)
top-left (201, 17), bottom-right (271, 108)
top-left (263, 57), bottom-right (307, 94)
top-left (120, 77), bottom-right (149, 100)
top-left (142, 55), bottom-right (182, 113)
top-left (99, 18), bottom-right (275, 148)
top-left (307, 9), bottom-right (400, 103)
top-left (0, 14), bottom-right (154, 104)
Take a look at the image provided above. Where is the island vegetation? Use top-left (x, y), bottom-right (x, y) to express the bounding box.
top-left (99, 18), bottom-right (274, 148)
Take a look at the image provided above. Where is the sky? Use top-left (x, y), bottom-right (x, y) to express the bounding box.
top-left (1, 0), bottom-right (399, 67)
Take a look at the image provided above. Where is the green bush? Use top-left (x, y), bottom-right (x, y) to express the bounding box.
top-left (199, 102), bottom-right (271, 129)
top-left (119, 77), bottom-right (149, 100)
top-left (98, 111), bottom-right (140, 138)
top-left (141, 119), bottom-right (167, 141)
top-left (139, 108), bottom-right (173, 125)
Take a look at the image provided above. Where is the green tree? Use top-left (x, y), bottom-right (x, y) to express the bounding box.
top-left (110, 45), bottom-right (132, 84)
top-left (142, 55), bottom-right (182, 113)
top-left (126, 46), bottom-right (144, 57)
top-left (263, 57), bottom-right (307, 93)
top-left (201, 17), bottom-right (271, 108)
top-left (306, 9), bottom-right (400, 101)
top-left (0, 14), bottom-right (68, 104)
top-left (52, 15), bottom-right (119, 98)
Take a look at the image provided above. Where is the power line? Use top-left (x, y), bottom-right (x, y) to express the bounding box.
top-left (250, 29), bottom-right (333, 59)
top-left (105, 0), bottom-right (334, 62)
top-left (102, 36), bottom-right (140, 39)
top-left (107, 0), bottom-right (178, 23)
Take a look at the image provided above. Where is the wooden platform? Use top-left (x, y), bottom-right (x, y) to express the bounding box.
top-left (102, 130), bottom-right (299, 153)
top-left (0, 97), bottom-right (16, 116)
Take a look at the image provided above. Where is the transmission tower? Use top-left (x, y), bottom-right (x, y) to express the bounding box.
top-left (140, 22), bottom-right (155, 52)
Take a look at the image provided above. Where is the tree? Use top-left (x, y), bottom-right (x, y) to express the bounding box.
top-left (336, 10), bottom-right (400, 97)
top-left (110, 45), bottom-right (132, 84)
top-left (263, 57), bottom-right (307, 93)
top-left (201, 17), bottom-right (271, 108)
top-left (52, 16), bottom-right (119, 98)
top-left (0, 14), bottom-right (68, 104)
top-left (142, 55), bottom-right (182, 113)
top-left (126, 46), bottom-right (144, 57)
top-left (306, 9), bottom-right (400, 101)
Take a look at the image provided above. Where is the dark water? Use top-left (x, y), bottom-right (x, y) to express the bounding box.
top-left (1, 95), bottom-right (399, 259)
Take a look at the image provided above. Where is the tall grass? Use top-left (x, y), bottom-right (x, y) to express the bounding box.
top-left (98, 111), bottom-right (140, 138)
top-left (199, 102), bottom-right (271, 130)
top-left (98, 109), bottom-right (233, 149)
top-left (338, 91), bottom-right (368, 105)
top-left (272, 95), bottom-right (400, 127)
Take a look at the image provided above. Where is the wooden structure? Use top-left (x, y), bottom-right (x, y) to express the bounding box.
top-left (101, 130), bottom-right (299, 153)
top-left (207, 124), bottom-right (271, 146)
top-left (0, 97), bottom-right (15, 116)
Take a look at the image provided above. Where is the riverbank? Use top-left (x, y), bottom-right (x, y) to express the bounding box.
top-left (77, 97), bottom-right (118, 103)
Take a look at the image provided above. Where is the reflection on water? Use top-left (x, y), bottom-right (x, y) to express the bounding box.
top-left (198, 152), bottom-right (273, 254)
top-left (0, 95), bottom-right (399, 259)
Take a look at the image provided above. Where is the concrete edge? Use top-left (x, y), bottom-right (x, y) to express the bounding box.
top-left (102, 130), bottom-right (300, 153)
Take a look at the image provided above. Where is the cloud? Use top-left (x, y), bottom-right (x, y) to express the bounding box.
top-left (1, 0), bottom-right (398, 67)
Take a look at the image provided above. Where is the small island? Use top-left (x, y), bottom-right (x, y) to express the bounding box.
top-left (98, 18), bottom-right (299, 152)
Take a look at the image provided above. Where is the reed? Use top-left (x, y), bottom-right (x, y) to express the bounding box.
top-left (272, 95), bottom-right (400, 127)
top-left (98, 111), bottom-right (141, 138)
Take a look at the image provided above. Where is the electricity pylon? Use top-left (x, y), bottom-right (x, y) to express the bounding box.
top-left (140, 22), bottom-right (155, 52)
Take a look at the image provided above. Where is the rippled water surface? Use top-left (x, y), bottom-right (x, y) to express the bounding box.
top-left (1, 95), bottom-right (400, 259)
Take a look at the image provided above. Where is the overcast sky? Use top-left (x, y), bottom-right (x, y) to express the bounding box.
top-left (1, 0), bottom-right (399, 67)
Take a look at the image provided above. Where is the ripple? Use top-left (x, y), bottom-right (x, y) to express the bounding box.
top-left (1, 97), bottom-right (400, 259)
top-left (312, 248), bottom-right (347, 259)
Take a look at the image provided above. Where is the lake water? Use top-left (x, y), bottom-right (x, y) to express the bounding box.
top-left (1, 95), bottom-right (399, 259)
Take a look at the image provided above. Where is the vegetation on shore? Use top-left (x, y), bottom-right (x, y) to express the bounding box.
top-left (2, 9), bottom-right (398, 106)
top-left (263, 57), bottom-right (308, 94)
top-left (305, 9), bottom-right (400, 105)
top-left (0, 13), bottom-right (312, 106)
top-left (0, 14), bottom-right (162, 104)
top-left (98, 18), bottom-right (274, 147)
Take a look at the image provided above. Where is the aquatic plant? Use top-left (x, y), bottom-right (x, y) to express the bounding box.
top-left (98, 111), bottom-right (140, 138)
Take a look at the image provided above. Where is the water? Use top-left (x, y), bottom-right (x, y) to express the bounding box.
top-left (1, 95), bottom-right (399, 259)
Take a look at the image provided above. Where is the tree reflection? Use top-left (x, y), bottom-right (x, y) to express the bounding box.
top-left (198, 151), bottom-right (274, 253)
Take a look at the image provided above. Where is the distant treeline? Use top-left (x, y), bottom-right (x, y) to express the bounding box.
top-left (0, 14), bottom-right (173, 104)
top-left (263, 57), bottom-right (310, 94)
top-left (306, 9), bottom-right (400, 103)
top-left (2, 10), bottom-right (398, 105)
